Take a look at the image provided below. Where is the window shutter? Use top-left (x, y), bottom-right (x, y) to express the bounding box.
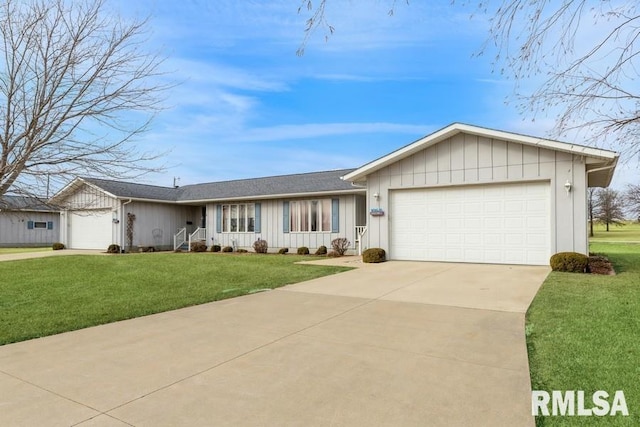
top-left (47, 221), bottom-right (54, 230)
top-left (254, 203), bottom-right (261, 233)
top-left (331, 198), bottom-right (339, 233)
top-left (27, 221), bottom-right (34, 229)
top-left (283, 201), bottom-right (290, 233)
top-left (216, 204), bottom-right (222, 233)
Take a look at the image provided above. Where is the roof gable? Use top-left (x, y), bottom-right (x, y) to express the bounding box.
top-left (342, 123), bottom-right (619, 184)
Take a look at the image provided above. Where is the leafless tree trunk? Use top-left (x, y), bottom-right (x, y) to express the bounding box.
top-left (0, 0), bottom-right (169, 200)
top-left (588, 188), bottom-right (596, 237)
top-left (594, 188), bottom-right (626, 232)
top-left (626, 184), bottom-right (640, 222)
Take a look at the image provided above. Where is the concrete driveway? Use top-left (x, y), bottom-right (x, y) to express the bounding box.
top-left (0, 260), bottom-right (549, 426)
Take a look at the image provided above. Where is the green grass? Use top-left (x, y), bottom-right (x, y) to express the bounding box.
top-left (527, 242), bottom-right (640, 425)
top-left (0, 253), bottom-right (351, 345)
top-left (0, 247), bottom-right (52, 254)
top-left (590, 221), bottom-right (640, 242)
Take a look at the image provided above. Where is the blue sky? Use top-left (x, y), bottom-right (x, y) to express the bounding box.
top-left (113, 0), bottom-right (634, 189)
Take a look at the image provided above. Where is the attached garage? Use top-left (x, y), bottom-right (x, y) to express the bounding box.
top-left (68, 210), bottom-right (114, 250)
top-left (342, 123), bottom-right (619, 266)
top-left (389, 182), bottom-right (550, 265)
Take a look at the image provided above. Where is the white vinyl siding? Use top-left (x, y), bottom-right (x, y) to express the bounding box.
top-left (389, 182), bottom-right (550, 265)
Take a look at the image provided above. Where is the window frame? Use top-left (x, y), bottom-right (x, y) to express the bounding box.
top-left (289, 199), bottom-right (332, 233)
top-left (221, 203), bottom-right (255, 233)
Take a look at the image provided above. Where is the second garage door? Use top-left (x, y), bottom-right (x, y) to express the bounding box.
top-left (389, 181), bottom-right (550, 265)
top-left (68, 210), bottom-right (114, 250)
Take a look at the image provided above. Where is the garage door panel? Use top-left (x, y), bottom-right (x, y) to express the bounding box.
top-left (390, 182), bottom-right (550, 265)
top-left (69, 210), bottom-right (113, 250)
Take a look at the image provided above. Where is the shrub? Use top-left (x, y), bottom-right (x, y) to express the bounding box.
top-left (314, 245), bottom-right (327, 255)
top-left (237, 248), bottom-right (248, 253)
top-left (363, 248), bottom-right (386, 263)
top-left (52, 242), bottom-right (65, 250)
top-left (222, 246), bottom-right (233, 253)
top-left (331, 238), bottom-right (350, 256)
top-left (327, 250), bottom-right (341, 257)
top-left (278, 248), bottom-right (289, 255)
top-left (190, 241), bottom-right (207, 252)
top-left (588, 255), bottom-right (615, 275)
top-left (297, 246), bottom-right (309, 255)
top-left (211, 244), bottom-right (221, 253)
top-left (253, 239), bottom-right (268, 254)
top-left (549, 252), bottom-right (589, 273)
top-left (106, 244), bottom-right (121, 254)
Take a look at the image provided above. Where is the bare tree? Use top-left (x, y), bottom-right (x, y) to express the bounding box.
top-left (626, 184), bottom-right (640, 222)
top-left (594, 188), bottom-right (626, 231)
top-left (0, 0), bottom-right (168, 200)
top-left (588, 187), bottom-right (596, 237)
top-left (478, 1), bottom-right (640, 157)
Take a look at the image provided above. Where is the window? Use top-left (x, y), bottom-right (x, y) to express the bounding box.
top-left (290, 199), bottom-right (332, 232)
top-left (34, 221), bottom-right (47, 229)
top-left (221, 203), bottom-right (255, 232)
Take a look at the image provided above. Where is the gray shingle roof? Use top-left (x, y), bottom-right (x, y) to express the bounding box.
top-left (83, 178), bottom-right (180, 201)
top-left (178, 169), bottom-right (358, 201)
top-left (81, 169), bottom-right (360, 203)
top-left (0, 195), bottom-right (58, 211)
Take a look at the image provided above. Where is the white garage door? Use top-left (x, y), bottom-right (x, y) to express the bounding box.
top-left (390, 182), bottom-right (550, 265)
top-left (68, 210), bottom-right (114, 250)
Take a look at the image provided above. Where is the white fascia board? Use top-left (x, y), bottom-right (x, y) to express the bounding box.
top-left (176, 188), bottom-right (365, 204)
top-left (115, 197), bottom-right (178, 205)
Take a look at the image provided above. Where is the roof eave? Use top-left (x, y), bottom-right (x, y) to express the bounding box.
top-left (177, 188), bottom-right (365, 204)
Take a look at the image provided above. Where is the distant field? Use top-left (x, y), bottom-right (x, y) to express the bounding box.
top-left (0, 247), bottom-right (52, 255)
top-left (589, 221), bottom-right (640, 242)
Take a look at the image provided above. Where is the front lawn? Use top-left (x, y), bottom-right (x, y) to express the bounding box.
top-left (0, 247), bottom-right (52, 254)
top-left (0, 253), bottom-right (351, 345)
top-left (527, 242), bottom-right (640, 425)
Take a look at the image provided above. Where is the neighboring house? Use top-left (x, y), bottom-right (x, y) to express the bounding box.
top-left (50, 123), bottom-right (619, 265)
top-left (50, 169), bottom-right (367, 253)
top-left (0, 196), bottom-right (60, 247)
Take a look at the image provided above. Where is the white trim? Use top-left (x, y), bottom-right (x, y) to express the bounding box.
top-left (342, 123), bottom-right (619, 182)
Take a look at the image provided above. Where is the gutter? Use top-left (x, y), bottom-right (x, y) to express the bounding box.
top-left (586, 158), bottom-right (618, 188)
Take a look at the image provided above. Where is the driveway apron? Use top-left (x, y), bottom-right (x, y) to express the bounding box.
top-left (0, 260), bottom-right (549, 426)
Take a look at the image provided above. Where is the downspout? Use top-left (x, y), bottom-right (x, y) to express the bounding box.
top-left (121, 199), bottom-right (132, 253)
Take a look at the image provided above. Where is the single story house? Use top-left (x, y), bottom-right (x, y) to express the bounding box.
top-left (51, 123), bottom-right (619, 265)
top-left (0, 196), bottom-right (60, 247)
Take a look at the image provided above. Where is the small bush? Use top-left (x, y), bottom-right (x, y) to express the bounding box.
top-left (237, 248), bottom-right (248, 253)
top-left (222, 246), bottom-right (233, 253)
top-left (253, 239), bottom-right (268, 254)
top-left (297, 246), bottom-right (309, 255)
top-left (190, 241), bottom-right (207, 252)
top-left (211, 244), bottom-right (221, 253)
top-left (363, 248), bottom-right (386, 263)
top-left (278, 247), bottom-right (289, 255)
top-left (314, 245), bottom-right (327, 255)
top-left (107, 244), bottom-right (121, 254)
top-left (550, 252), bottom-right (589, 273)
top-left (331, 238), bottom-right (350, 256)
top-left (52, 242), bottom-right (65, 250)
top-left (327, 250), bottom-right (341, 258)
top-left (588, 255), bottom-right (615, 275)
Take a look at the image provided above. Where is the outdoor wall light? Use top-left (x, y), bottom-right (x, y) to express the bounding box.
top-left (564, 180), bottom-right (572, 195)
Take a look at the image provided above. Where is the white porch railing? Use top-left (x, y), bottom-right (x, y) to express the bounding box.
top-left (174, 228), bottom-right (187, 251)
top-left (355, 225), bottom-right (368, 255)
top-left (188, 227), bottom-right (206, 251)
